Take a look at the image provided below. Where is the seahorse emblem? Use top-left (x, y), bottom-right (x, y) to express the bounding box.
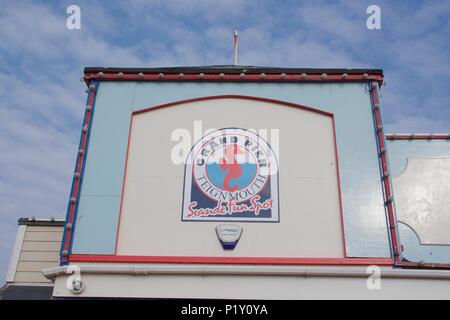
top-left (219, 144), bottom-right (243, 192)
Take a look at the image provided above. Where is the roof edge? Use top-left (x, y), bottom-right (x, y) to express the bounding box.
top-left (18, 217), bottom-right (65, 227)
top-left (84, 65), bottom-right (383, 75)
top-left (82, 66), bottom-right (383, 86)
top-left (386, 134), bottom-right (450, 140)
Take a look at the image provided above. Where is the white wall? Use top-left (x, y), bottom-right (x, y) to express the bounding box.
top-left (117, 97), bottom-right (344, 258)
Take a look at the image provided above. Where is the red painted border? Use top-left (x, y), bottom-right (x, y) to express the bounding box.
top-left (70, 254), bottom-right (393, 266)
top-left (62, 83), bottom-right (97, 261)
top-left (114, 116), bottom-right (134, 255)
top-left (332, 118), bottom-right (348, 258)
top-left (386, 134), bottom-right (450, 140)
top-left (84, 72), bottom-right (383, 85)
top-left (132, 95), bottom-right (334, 117)
top-left (371, 82), bottom-right (401, 264)
top-left (109, 95), bottom-right (353, 264)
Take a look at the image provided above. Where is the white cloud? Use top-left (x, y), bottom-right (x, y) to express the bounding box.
top-left (0, 0), bottom-right (146, 282)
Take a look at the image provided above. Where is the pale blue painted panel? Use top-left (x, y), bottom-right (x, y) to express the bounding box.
top-left (72, 81), bottom-right (391, 257)
top-left (72, 196), bottom-right (122, 254)
top-left (80, 82), bottom-right (135, 195)
top-left (131, 82), bottom-right (334, 113)
top-left (387, 139), bottom-right (450, 263)
top-left (399, 223), bottom-right (450, 264)
top-left (72, 82), bottom-right (135, 254)
top-left (387, 139), bottom-right (450, 178)
top-left (330, 84), bottom-right (390, 257)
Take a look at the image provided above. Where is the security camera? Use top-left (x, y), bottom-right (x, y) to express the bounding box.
top-left (71, 279), bottom-right (85, 294)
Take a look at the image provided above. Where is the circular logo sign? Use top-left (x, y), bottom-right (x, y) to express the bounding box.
top-left (192, 128), bottom-right (274, 203)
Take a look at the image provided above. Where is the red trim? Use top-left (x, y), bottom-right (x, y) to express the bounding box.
top-left (114, 116), bottom-right (134, 255)
top-left (62, 83), bottom-right (97, 257)
top-left (85, 72), bottom-right (383, 85)
top-left (70, 254), bottom-right (393, 266)
top-left (111, 95), bottom-right (349, 264)
top-left (132, 95), bottom-right (334, 117)
top-left (386, 134), bottom-right (450, 140)
top-left (332, 117), bottom-right (347, 258)
top-left (371, 82), bottom-right (401, 264)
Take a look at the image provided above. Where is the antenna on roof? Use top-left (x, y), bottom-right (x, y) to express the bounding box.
top-left (233, 30), bottom-right (238, 65)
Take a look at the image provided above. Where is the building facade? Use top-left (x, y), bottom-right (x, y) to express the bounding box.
top-left (8, 66), bottom-right (450, 299)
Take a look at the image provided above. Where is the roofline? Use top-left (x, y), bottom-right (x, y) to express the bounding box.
top-left (84, 65), bottom-right (383, 75)
top-left (18, 217), bottom-right (65, 227)
top-left (82, 65), bottom-right (384, 86)
top-left (386, 134), bottom-right (450, 140)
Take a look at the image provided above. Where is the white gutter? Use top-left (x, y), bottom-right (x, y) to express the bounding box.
top-left (42, 264), bottom-right (450, 281)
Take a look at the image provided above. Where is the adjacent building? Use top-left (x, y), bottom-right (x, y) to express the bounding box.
top-left (1, 218), bottom-right (64, 300)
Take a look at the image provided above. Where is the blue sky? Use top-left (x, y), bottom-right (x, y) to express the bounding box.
top-left (0, 0), bottom-right (449, 282)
